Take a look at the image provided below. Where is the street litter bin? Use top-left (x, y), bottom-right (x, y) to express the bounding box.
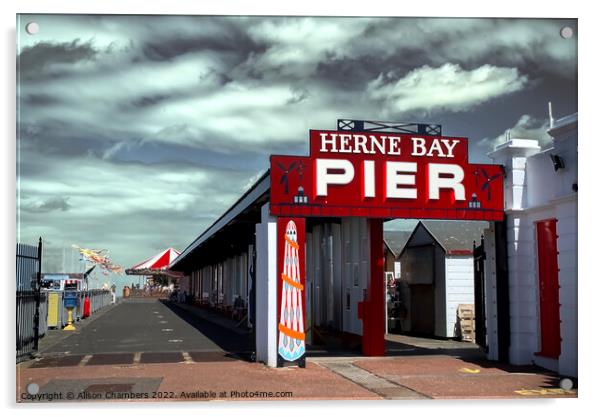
top-left (83, 294), bottom-right (91, 318)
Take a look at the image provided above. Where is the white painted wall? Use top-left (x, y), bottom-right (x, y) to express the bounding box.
top-left (488, 114), bottom-right (578, 377)
top-left (191, 251), bottom-right (249, 307)
top-left (306, 222), bottom-right (345, 332)
top-left (201, 265), bottom-right (211, 302)
top-left (255, 203), bottom-right (278, 367)
top-left (246, 244), bottom-right (253, 327)
top-left (444, 256), bottom-right (475, 337)
top-left (556, 200), bottom-right (578, 377)
top-left (341, 217), bottom-right (370, 335)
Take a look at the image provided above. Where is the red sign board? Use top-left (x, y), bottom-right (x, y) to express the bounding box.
top-left (270, 130), bottom-right (504, 221)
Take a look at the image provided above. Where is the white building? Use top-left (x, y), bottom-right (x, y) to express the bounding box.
top-left (396, 220), bottom-right (487, 339)
top-left (487, 113), bottom-right (577, 377)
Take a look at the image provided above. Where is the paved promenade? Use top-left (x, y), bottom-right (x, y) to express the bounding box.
top-left (17, 298), bottom-right (577, 402)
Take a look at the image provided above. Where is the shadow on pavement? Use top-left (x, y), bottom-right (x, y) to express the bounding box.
top-left (160, 301), bottom-right (254, 361)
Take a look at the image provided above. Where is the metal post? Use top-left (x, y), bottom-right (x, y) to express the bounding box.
top-left (494, 219), bottom-right (510, 362)
top-left (33, 237), bottom-right (42, 352)
top-left (385, 274), bottom-right (388, 335)
top-left (64, 307), bottom-right (76, 331)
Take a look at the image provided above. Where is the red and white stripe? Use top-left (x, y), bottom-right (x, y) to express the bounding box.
top-left (130, 248), bottom-right (180, 271)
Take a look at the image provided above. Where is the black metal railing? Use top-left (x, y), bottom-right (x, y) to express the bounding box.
top-left (16, 239), bottom-right (42, 361)
top-left (17, 288), bottom-right (113, 362)
top-left (16, 291), bottom-right (47, 361)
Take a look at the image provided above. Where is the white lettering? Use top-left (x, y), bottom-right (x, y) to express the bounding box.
top-left (316, 159), bottom-right (355, 196)
top-left (411, 138), bottom-right (427, 156)
top-left (353, 135), bottom-right (371, 154)
top-left (386, 162), bottom-right (417, 199)
top-left (320, 133), bottom-right (339, 153)
top-left (363, 160), bottom-right (375, 198)
top-left (387, 136), bottom-right (401, 155)
top-left (441, 139), bottom-right (460, 158)
top-left (428, 164), bottom-right (466, 200)
top-left (372, 136), bottom-right (387, 155)
top-left (339, 134), bottom-right (352, 153)
top-left (427, 140), bottom-right (444, 157)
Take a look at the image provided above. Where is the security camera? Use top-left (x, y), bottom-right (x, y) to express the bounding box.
top-left (550, 154), bottom-right (565, 171)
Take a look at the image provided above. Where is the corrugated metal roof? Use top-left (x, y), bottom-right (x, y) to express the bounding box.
top-left (420, 220), bottom-right (489, 253)
top-left (384, 231), bottom-right (412, 258)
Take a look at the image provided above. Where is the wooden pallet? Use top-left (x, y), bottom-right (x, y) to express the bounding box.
top-left (457, 304), bottom-right (475, 342)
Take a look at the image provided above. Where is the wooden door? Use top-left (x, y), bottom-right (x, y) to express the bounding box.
top-left (410, 284), bottom-right (434, 335)
top-left (535, 219), bottom-right (561, 358)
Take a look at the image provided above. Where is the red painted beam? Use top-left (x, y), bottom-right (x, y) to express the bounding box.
top-left (361, 218), bottom-right (385, 356)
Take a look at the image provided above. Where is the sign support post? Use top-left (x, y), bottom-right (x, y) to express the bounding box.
top-left (360, 218), bottom-right (385, 356)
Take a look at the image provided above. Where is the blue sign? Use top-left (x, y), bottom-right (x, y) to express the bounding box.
top-left (63, 292), bottom-right (79, 308)
top-left (44, 275), bottom-right (70, 281)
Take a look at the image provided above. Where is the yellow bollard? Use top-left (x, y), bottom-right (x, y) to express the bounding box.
top-left (64, 307), bottom-right (76, 331)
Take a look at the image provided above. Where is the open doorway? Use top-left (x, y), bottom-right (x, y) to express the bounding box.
top-left (384, 219), bottom-right (489, 352)
top-left (304, 217), bottom-right (492, 357)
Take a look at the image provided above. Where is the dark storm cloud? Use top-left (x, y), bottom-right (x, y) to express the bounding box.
top-left (22, 93), bottom-right (62, 106)
top-left (18, 40), bottom-right (97, 81)
top-left (138, 18), bottom-right (266, 63)
top-left (199, 67), bottom-right (233, 86)
top-left (103, 139), bottom-right (270, 172)
top-left (285, 87), bottom-right (310, 105)
top-left (19, 119), bottom-right (128, 159)
top-left (22, 196), bottom-right (71, 213)
top-left (140, 34), bottom-right (260, 62)
top-left (18, 146), bottom-right (263, 268)
top-left (16, 15), bottom-right (577, 270)
top-left (129, 93), bottom-right (173, 109)
top-left (265, 17), bottom-right (577, 85)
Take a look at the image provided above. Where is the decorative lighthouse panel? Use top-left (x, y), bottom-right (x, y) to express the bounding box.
top-left (277, 217), bottom-right (306, 365)
top-left (270, 130), bottom-right (504, 221)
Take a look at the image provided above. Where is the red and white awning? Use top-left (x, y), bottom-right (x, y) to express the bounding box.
top-left (126, 248), bottom-right (182, 277)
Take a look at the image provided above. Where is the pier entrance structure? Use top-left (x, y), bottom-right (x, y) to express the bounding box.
top-left (170, 120), bottom-right (506, 368)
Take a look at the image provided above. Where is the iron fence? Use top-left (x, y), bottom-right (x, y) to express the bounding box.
top-left (45, 289), bottom-right (114, 329)
top-left (17, 289), bottom-right (113, 362)
top-left (16, 241), bottom-right (40, 291)
top-left (16, 239), bottom-right (42, 361)
top-left (16, 291), bottom-right (47, 361)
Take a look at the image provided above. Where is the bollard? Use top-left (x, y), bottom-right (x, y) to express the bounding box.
top-left (63, 291), bottom-right (78, 331)
top-left (64, 307), bottom-right (76, 330)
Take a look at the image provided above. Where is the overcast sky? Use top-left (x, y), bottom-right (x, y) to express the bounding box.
top-left (16, 15), bottom-right (577, 273)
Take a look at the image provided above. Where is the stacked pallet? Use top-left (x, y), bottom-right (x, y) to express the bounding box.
top-left (457, 304), bottom-right (475, 342)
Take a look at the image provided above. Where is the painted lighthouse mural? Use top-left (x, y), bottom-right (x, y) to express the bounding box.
top-left (277, 218), bottom-right (306, 364)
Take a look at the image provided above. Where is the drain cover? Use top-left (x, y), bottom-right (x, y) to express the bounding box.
top-left (85, 383), bottom-right (134, 394)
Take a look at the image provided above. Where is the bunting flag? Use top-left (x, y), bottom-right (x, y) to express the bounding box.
top-left (277, 218), bottom-right (306, 362)
top-left (72, 245), bottom-right (124, 275)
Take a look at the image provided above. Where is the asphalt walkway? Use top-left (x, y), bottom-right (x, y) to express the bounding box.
top-left (33, 298), bottom-right (251, 364)
top-left (17, 299), bottom-right (577, 402)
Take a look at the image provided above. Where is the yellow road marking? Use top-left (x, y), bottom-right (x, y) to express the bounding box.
top-left (515, 388), bottom-right (574, 396)
top-left (459, 368), bottom-right (481, 374)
